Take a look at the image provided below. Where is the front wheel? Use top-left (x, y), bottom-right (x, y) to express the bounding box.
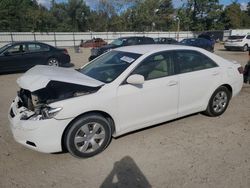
top-left (64, 114), bottom-right (112, 158)
top-left (204, 86), bottom-right (231, 117)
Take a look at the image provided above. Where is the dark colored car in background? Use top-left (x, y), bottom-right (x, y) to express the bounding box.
top-left (80, 38), bottom-right (107, 48)
top-left (198, 33), bottom-right (216, 46)
top-left (0, 41), bottom-right (72, 73)
top-left (154, 37), bottom-right (178, 44)
top-left (180, 38), bottom-right (214, 52)
top-left (89, 36), bottom-right (155, 61)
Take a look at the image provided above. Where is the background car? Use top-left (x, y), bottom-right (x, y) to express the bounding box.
top-left (80, 38), bottom-right (107, 48)
top-left (0, 41), bottom-right (73, 73)
top-left (154, 37), bottom-right (178, 44)
top-left (89, 36), bottom-right (155, 61)
top-left (224, 35), bottom-right (250, 51)
top-left (198, 33), bottom-right (216, 46)
top-left (180, 38), bottom-right (214, 52)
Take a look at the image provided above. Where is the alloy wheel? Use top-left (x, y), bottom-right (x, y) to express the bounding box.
top-left (212, 91), bottom-right (228, 113)
top-left (48, 58), bottom-right (59, 66)
top-left (73, 122), bottom-right (106, 154)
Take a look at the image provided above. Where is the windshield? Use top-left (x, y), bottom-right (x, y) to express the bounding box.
top-left (228, 35), bottom-right (245, 40)
top-left (110, 39), bottom-right (124, 46)
top-left (79, 50), bottom-right (141, 83)
top-left (0, 44), bottom-right (12, 53)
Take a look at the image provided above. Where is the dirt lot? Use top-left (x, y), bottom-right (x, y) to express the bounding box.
top-left (0, 44), bottom-right (250, 188)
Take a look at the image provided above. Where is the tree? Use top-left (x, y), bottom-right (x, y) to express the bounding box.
top-left (67, 0), bottom-right (90, 31)
top-left (182, 0), bottom-right (223, 31)
top-left (0, 0), bottom-right (38, 31)
top-left (223, 2), bottom-right (242, 29)
top-left (247, 1), bottom-right (250, 16)
top-left (121, 0), bottom-right (174, 31)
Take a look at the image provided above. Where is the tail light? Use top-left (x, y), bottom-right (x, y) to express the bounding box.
top-left (63, 49), bottom-right (68, 55)
top-left (238, 66), bottom-right (244, 74)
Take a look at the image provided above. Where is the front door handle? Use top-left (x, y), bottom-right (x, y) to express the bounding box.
top-left (168, 81), bottom-right (178, 86)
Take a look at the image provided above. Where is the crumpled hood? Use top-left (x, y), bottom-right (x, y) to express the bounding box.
top-left (17, 65), bottom-right (104, 92)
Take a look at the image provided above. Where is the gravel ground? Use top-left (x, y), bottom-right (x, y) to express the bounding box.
top-left (0, 44), bottom-right (250, 188)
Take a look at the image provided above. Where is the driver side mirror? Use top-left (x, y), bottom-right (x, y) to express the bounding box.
top-left (126, 74), bottom-right (145, 85)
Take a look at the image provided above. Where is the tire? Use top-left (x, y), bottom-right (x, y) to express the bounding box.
top-left (204, 86), bottom-right (231, 117)
top-left (243, 44), bottom-right (248, 52)
top-left (47, 58), bottom-right (59, 66)
top-left (64, 113), bottom-right (112, 158)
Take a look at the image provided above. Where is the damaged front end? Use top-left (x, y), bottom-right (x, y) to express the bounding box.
top-left (16, 81), bottom-right (101, 120)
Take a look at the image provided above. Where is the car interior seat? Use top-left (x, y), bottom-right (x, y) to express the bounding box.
top-left (147, 55), bottom-right (169, 80)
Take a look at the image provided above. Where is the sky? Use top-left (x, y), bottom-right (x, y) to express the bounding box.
top-left (37, 0), bottom-right (249, 10)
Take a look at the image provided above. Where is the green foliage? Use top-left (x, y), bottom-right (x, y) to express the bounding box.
top-left (223, 2), bottom-right (242, 29)
top-left (178, 0), bottom-right (224, 31)
top-left (0, 0), bottom-right (250, 32)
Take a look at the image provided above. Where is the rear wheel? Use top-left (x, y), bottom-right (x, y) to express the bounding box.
top-left (204, 86), bottom-right (231, 117)
top-left (48, 58), bottom-right (59, 66)
top-left (243, 44), bottom-right (248, 52)
top-left (64, 113), bottom-right (112, 158)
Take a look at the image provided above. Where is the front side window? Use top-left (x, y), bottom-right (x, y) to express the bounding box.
top-left (174, 50), bottom-right (217, 74)
top-left (132, 51), bottom-right (174, 80)
top-left (79, 50), bottom-right (141, 83)
top-left (7, 44), bottom-right (26, 54)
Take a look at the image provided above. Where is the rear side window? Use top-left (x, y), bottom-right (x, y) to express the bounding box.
top-left (141, 37), bottom-right (155, 44)
top-left (125, 38), bottom-right (138, 45)
top-left (28, 43), bottom-right (49, 52)
top-left (228, 35), bottom-right (245, 40)
top-left (174, 50), bottom-right (218, 74)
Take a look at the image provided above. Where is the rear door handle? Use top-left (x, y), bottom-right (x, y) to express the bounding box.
top-left (168, 81), bottom-right (178, 86)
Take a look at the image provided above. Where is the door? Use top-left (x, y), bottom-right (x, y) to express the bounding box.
top-left (173, 50), bottom-right (221, 116)
top-left (24, 43), bottom-right (50, 68)
top-left (0, 44), bottom-right (27, 72)
top-left (116, 51), bottom-right (179, 133)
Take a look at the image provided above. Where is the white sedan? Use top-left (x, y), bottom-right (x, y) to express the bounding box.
top-left (8, 45), bottom-right (243, 158)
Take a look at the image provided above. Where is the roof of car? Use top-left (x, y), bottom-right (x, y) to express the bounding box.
top-left (115, 44), bottom-right (203, 54)
top-left (10, 41), bottom-right (50, 45)
top-left (119, 36), bottom-right (152, 39)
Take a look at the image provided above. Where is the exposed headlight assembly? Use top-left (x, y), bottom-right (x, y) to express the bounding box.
top-left (41, 106), bottom-right (63, 119)
top-left (29, 106), bottom-right (62, 120)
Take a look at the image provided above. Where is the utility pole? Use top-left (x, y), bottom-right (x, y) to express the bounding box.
top-left (176, 17), bottom-right (180, 41)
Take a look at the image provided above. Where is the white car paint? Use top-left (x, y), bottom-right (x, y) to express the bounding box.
top-left (17, 65), bottom-right (104, 92)
top-left (8, 45), bottom-right (243, 153)
top-left (224, 35), bottom-right (250, 50)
